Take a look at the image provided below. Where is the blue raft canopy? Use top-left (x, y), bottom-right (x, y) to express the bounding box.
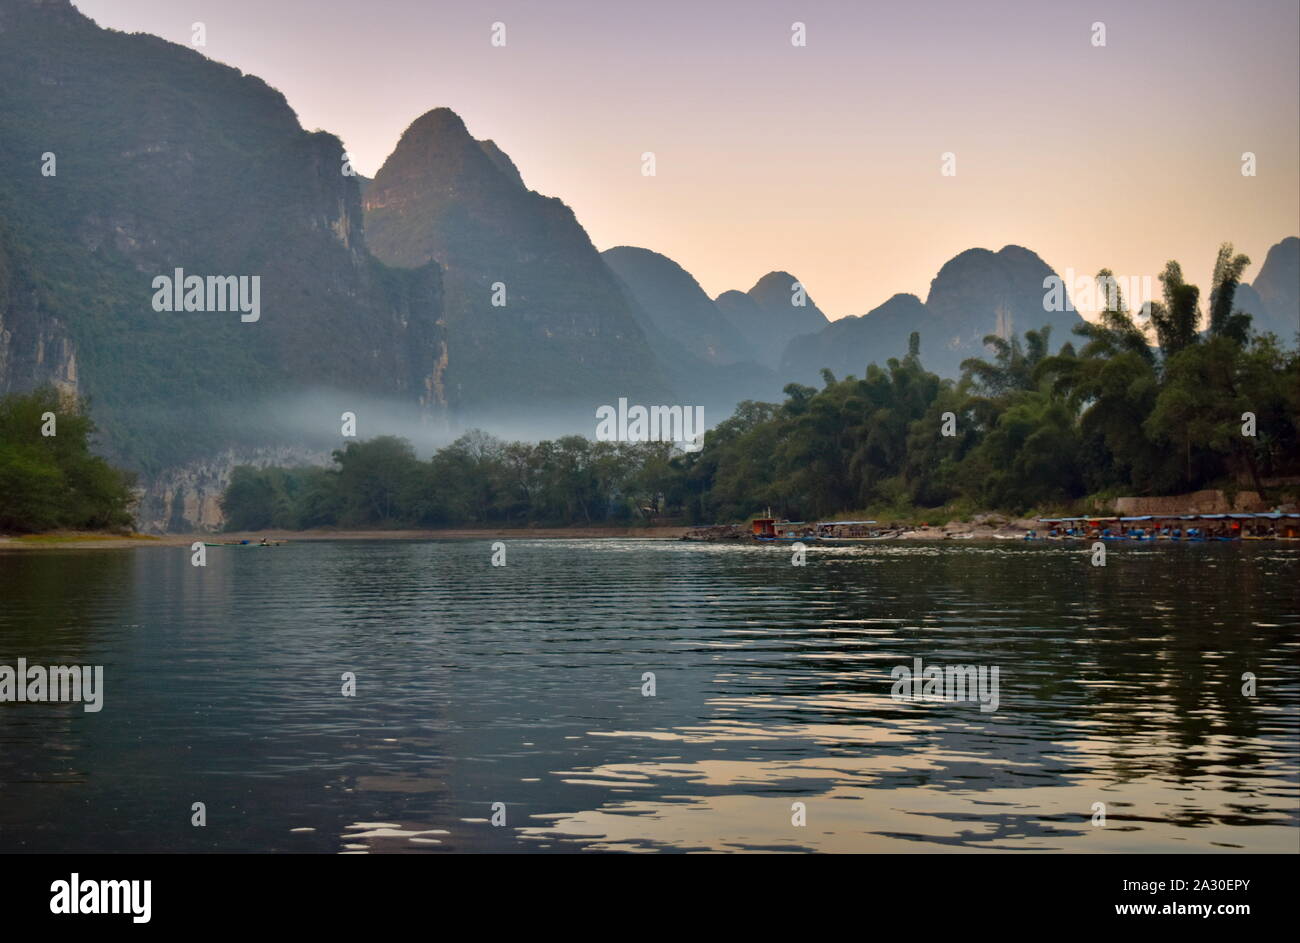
top-left (1038, 511), bottom-right (1299, 522)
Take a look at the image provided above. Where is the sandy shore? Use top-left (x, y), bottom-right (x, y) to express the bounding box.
top-left (0, 525), bottom-right (692, 550)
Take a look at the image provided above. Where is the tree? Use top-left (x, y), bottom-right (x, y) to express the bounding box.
top-left (0, 388), bottom-right (136, 533)
top-left (1207, 243), bottom-right (1252, 342)
top-left (1148, 334), bottom-right (1297, 498)
top-left (332, 436), bottom-right (421, 525)
top-left (960, 326), bottom-right (1054, 396)
top-left (1148, 261), bottom-right (1201, 360)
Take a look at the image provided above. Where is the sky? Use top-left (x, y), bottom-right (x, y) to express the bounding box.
top-left (72, 0), bottom-right (1300, 320)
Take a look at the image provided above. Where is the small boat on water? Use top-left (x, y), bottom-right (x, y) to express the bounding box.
top-left (753, 521), bottom-right (812, 542)
top-left (814, 520), bottom-right (882, 542)
top-left (750, 517), bottom-right (882, 542)
top-left (203, 539), bottom-right (288, 547)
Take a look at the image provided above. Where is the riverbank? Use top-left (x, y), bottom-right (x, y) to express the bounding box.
top-left (0, 515), bottom-right (1081, 550)
top-left (13, 510), bottom-right (1293, 550)
top-left (0, 532), bottom-right (168, 550)
top-left (683, 514), bottom-right (1041, 542)
top-left (0, 525), bottom-right (693, 550)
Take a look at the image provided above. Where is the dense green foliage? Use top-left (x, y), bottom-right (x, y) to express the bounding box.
top-left (221, 254), bottom-right (1300, 529)
top-left (0, 389), bottom-right (137, 533)
top-left (694, 255), bottom-right (1297, 521)
top-left (220, 432), bottom-right (682, 529)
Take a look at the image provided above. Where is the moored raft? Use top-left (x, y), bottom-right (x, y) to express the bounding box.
top-left (1036, 512), bottom-right (1300, 541)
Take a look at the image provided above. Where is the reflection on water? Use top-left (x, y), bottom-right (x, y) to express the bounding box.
top-left (0, 540), bottom-right (1296, 853)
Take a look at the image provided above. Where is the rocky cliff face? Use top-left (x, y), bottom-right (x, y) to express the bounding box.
top-left (0, 222), bottom-right (78, 394)
top-left (364, 108), bottom-right (672, 426)
top-left (0, 0), bottom-right (448, 529)
top-left (0, 313), bottom-right (77, 395)
top-left (136, 446), bottom-right (331, 533)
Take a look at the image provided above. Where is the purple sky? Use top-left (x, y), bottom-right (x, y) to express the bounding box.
top-left (73, 0), bottom-right (1300, 319)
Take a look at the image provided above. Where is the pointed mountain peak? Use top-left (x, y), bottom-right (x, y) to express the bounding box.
top-left (403, 107), bottom-right (473, 141)
top-left (363, 111), bottom-right (671, 408)
top-left (366, 108), bottom-right (524, 219)
top-left (380, 109), bottom-right (525, 189)
top-left (750, 270), bottom-right (803, 295)
top-left (996, 244), bottom-right (1049, 265)
top-left (380, 107), bottom-right (494, 175)
top-left (876, 291), bottom-right (927, 311)
top-left (711, 271), bottom-right (828, 367)
top-left (747, 271), bottom-right (828, 324)
top-left (604, 245), bottom-right (695, 280)
top-left (927, 244), bottom-right (1060, 307)
top-left (934, 247), bottom-right (996, 271)
top-left (1258, 235), bottom-right (1300, 274)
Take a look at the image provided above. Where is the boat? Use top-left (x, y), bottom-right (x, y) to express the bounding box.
top-left (750, 518), bottom-right (813, 541)
top-left (812, 520), bottom-right (881, 542)
top-left (203, 539), bottom-right (287, 547)
top-left (1037, 511), bottom-right (1300, 541)
top-left (750, 517), bottom-right (883, 543)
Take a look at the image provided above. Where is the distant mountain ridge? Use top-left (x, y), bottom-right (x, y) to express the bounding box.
top-left (715, 272), bottom-right (830, 368)
top-left (363, 108), bottom-right (671, 424)
top-left (778, 238), bottom-right (1297, 385)
top-left (780, 245), bottom-right (1083, 382)
top-left (1249, 236), bottom-right (1300, 343)
top-left (781, 293), bottom-right (930, 382)
top-left (601, 246), bottom-right (757, 366)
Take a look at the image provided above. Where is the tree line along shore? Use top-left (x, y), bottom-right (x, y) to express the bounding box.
top-left (3, 262), bottom-right (1298, 539)
top-left (212, 277), bottom-right (1300, 533)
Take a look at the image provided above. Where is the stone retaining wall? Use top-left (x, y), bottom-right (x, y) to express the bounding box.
top-left (1113, 490), bottom-right (1269, 515)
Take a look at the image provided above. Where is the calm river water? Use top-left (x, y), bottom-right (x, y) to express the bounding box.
top-left (1, 539), bottom-right (1296, 853)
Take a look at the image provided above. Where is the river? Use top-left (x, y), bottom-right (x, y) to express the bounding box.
top-left (1, 539), bottom-right (1296, 853)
